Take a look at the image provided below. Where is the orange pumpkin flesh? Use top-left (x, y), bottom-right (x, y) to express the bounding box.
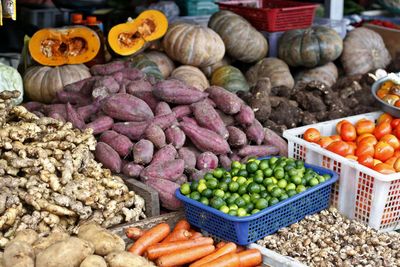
top-left (29, 26), bottom-right (100, 66)
top-left (108, 10), bottom-right (168, 56)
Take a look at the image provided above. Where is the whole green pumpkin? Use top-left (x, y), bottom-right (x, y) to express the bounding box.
top-left (278, 26), bottom-right (343, 68)
top-left (211, 65), bottom-right (249, 93)
top-left (0, 63), bottom-right (24, 105)
top-left (128, 54), bottom-right (164, 82)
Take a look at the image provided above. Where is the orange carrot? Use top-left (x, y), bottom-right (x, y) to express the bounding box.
top-left (146, 237), bottom-right (214, 260)
top-left (238, 249), bottom-right (262, 267)
top-left (156, 245), bottom-right (215, 267)
top-left (125, 227), bottom-right (146, 240)
top-left (128, 223), bottom-right (170, 255)
top-left (189, 242), bottom-right (237, 267)
top-left (190, 232), bottom-right (203, 239)
top-left (162, 229), bottom-right (192, 243)
top-left (216, 241), bottom-right (226, 249)
top-left (197, 252), bottom-right (240, 267)
top-left (174, 219), bottom-right (191, 231)
top-left (236, 246), bottom-right (245, 253)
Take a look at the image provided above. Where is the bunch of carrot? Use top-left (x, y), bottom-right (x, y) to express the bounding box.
top-left (125, 219), bottom-right (262, 267)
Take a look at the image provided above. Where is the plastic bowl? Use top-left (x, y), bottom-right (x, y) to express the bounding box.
top-left (371, 75), bottom-right (400, 117)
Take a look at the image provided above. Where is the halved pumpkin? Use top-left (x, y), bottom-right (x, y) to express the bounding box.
top-left (29, 26), bottom-right (100, 66)
top-left (108, 10), bottom-right (168, 56)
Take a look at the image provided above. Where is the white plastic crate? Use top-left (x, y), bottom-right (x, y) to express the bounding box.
top-left (283, 111), bottom-right (400, 232)
top-left (248, 244), bottom-right (308, 267)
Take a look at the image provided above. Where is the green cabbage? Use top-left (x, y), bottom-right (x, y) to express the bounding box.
top-left (0, 63), bottom-right (23, 105)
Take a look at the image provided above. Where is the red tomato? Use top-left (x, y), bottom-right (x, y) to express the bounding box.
top-left (377, 113), bottom-right (393, 125)
top-left (356, 133), bottom-right (375, 145)
top-left (304, 128), bottom-right (321, 143)
top-left (377, 88), bottom-right (390, 99)
top-left (327, 141), bottom-right (350, 157)
top-left (373, 159), bottom-right (383, 166)
top-left (391, 118), bottom-right (400, 129)
top-left (355, 143), bottom-right (375, 158)
top-left (385, 157), bottom-right (398, 167)
top-left (317, 136), bottom-right (333, 148)
top-left (359, 136), bottom-right (378, 147)
top-left (340, 123), bottom-right (357, 142)
top-left (380, 134), bottom-right (400, 149)
top-left (336, 120), bottom-right (350, 135)
top-left (395, 100), bottom-right (400, 108)
top-left (393, 125), bottom-right (400, 139)
top-left (373, 163), bottom-right (396, 174)
top-left (374, 141), bottom-right (395, 162)
top-left (373, 122), bottom-right (392, 140)
top-left (394, 149), bottom-right (400, 158)
top-left (330, 135), bottom-right (342, 142)
top-left (346, 142), bottom-right (357, 155)
top-left (355, 119), bottom-right (375, 135)
top-left (358, 155), bottom-right (374, 168)
top-left (394, 158), bottom-right (400, 172)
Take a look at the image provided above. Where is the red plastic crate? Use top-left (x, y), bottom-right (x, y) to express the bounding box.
top-left (217, 0), bottom-right (318, 32)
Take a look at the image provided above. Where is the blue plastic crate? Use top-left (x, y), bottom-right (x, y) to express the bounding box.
top-left (175, 157), bottom-right (339, 245)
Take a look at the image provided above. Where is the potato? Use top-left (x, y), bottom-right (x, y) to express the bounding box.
top-left (78, 223), bottom-right (125, 256)
top-left (105, 251), bottom-right (155, 267)
top-left (12, 229), bottom-right (38, 245)
top-left (32, 231), bottom-right (70, 255)
top-left (3, 241), bottom-right (34, 267)
top-left (36, 237), bottom-right (94, 267)
top-left (80, 255), bottom-right (107, 267)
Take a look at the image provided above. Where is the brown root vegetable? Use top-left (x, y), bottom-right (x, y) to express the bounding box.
top-left (126, 79), bottom-right (153, 94)
top-left (133, 140), bottom-right (154, 165)
top-left (238, 145), bottom-right (279, 157)
top-left (66, 103), bottom-right (85, 130)
top-left (12, 229), bottom-right (38, 246)
top-left (99, 130), bottom-right (133, 157)
top-left (216, 110), bottom-right (235, 127)
top-left (180, 121), bottom-right (231, 155)
top-left (56, 91), bottom-right (90, 106)
top-left (153, 80), bottom-right (208, 104)
top-left (112, 121), bottom-right (148, 141)
top-left (165, 125), bottom-right (186, 149)
top-left (80, 255), bottom-right (107, 267)
top-left (152, 112), bottom-right (177, 130)
top-left (219, 155), bottom-right (232, 169)
top-left (191, 99), bottom-right (228, 138)
top-left (235, 105), bottom-right (255, 126)
top-left (151, 144), bottom-right (178, 165)
top-left (35, 237), bottom-right (95, 267)
top-left (196, 152), bottom-right (218, 170)
top-left (77, 100), bottom-right (101, 122)
top-left (3, 241), bottom-right (34, 267)
top-left (246, 78), bottom-right (272, 123)
top-left (246, 120), bottom-right (265, 145)
top-left (264, 128), bottom-right (288, 156)
top-left (140, 159), bottom-right (184, 182)
top-left (90, 61), bottom-right (125, 76)
top-left (95, 142), bottom-right (122, 173)
top-left (102, 93), bottom-right (154, 122)
top-left (227, 126), bottom-right (247, 147)
top-left (145, 179), bottom-right (182, 210)
top-left (77, 223), bottom-right (125, 256)
top-left (296, 62), bottom-right (338, 88)
top-left (85, 116), bottom-right (114, 135)
top-left (105, 251), bottom-right (155, 267)
top-left (122, 162), bottom-right (144, 178)
top-left (178, 147), bottom-right (197, 170)
top-left (172, 105), bottom-right (192, 119)
top-left (145, 123), bottom-right (166, 149)
top-left (130, 91), bottom-right (159, 112)
top-left (155, 102), bottom-right (172, 116)
top-left (206, 86), bottom-right (242, 114)
top-left (32, 231), bottom-right (70, 255)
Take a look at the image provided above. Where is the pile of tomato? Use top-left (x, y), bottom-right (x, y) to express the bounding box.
top-left (376, 80), bottom-right (400, 108)
top-left (303, 113), bottom-right (400, 174)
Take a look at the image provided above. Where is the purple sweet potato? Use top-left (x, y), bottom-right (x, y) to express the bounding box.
top-left (165, 125), bottom-right (186, 149)
top-left (43, 104), bottom-right (67, 117)
top-left (119, 78), bottom-right (131, 94)
top-left (153, 80), bottom-right (208, 104)
top-left (238, 145), bottom-right (280, 158)
top-left (48, 112), bottom-right (66, 122)
top-left (178, 147), bottom-right (197, 170)
top-left (66, 103), bottom-right (85, 130)
top-left (32, 111), bottom-right (44, 117)
top-left (23, 102), bottom-right (43, 112)
top-left (189, 169), bottom-right (210, 182)
top-left (126, 79), bottom-right (153, 94)
top-left (112, 72), bottom-right (124, 83)
top-left (264, 128), bottom-right (288, 156)
top-left (130, 91), bottom-right (159, 111)
top-left (155, 102), bottom-right (172, 116)
top-left (140, 159), bottom-right (184, 182)
top-left (246, 119), bottom-right (265, 145)
top-left (175, 174), bottom-right (188, 185)
top-left (122, 162), bottom-right (143, 178)
top-left (152, 112), bottom-right (177, 130)
top-left (179, 121), bottom-right (230, 155)
top-left (206, 86), bottom-right (242, 114)
top-left (56, 91), bottom-right (90, 106)
top-left (112, 121), bottom-right (148, 141)
top-left (181, 116), bottom-right (198, 126)
top-left (92, 76), bottom-right (120, 99)
top-left (144, 123), bottom-right (166, 149)
top-left (219, 155), bottom-right (232, 169)
top-left (172, 105), bottom-right (192, 119)
top-left (196, 152), bottom-right (218, 170)
top-left (85, 116), bottom-right (114, 135)
top-left (133, 139), bottom-right (154, 165)
top-left (77, 100), bottom-right (101, 122)
top-left (90, 61), bottom-right (125, 75)
top-left (230, 153), bottom-right (241, 162)
top-left (145, 179), bottom-right (182, 210)
top-left (95, 142), bottom-right (122, 173)
top-left (205, 98), bottom-right (216, 107)
top-left (151, 144), bottom-right (177, 165)
top-left (235, 104), bottom-right (255, 126)
top-left (102, 93), bottom-right (154, 121)
top-left (216, 110), bottom-right (235, 127)
top-left (64, 77), bottom-right (96, 95)
top-left (118, 68), bottom-right (144, 81)
top-left (227, 126), bottom-right (247, 147)
top-left (99, 130), bottom-right (133, 157)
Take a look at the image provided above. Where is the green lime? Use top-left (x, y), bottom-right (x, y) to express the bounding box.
top-left (251, 194), bottom-right (261, 203)
top-left (213, 168), bottom-right (224, 179)
top-left (263, 178), bottom-right (274, 187)
top-left (274, 168), bottom-right (285, 179)
top-left (285, 183), bottom-right (296, 191)
top-left (231, 161), bottom-right (242, 170)
top-left (237, 208), bottom-right (247, 217)
top-left (201, 188), bottom-right (213, 198)
top-left (260, 191), bottom-right (269, 198)
top-left (254, 159), bottom-right (261, 164)
top-left (237, 176), bottom-right (247, 185)
top-left (197, 183), bottom-right (207, 193)
top-left (254, 175), bottom-right (264, 184)
top-left (246, 177), bottom-right (254, 185)
top-left (245, 203), bottom-right (254, 213)
top-left (259, 185), bottom-right (266, 192)
top-left (271, 187), bottom-right (283, 198)
top-left (255, 169), bottom-right (264, 176)
top-left (222, 175), bottom-right (232, 184)
top-left (291, 175), bottom-right (302, 185)
top-left (198, 178), bottom-right (206, 184)
top-left (238, 185), bottom-right (248, 195)
top-left (200, 197), bottom-right (209, 206)
top-left (264, 196), bottom-right (271, 203)
top-left (259, 159), bottom-right (269, 170)
top-left (224, 192), bottom-right (231, 199)
top-left (263, 168), bottom-right (273, 177)
top-left (231, 168), bottom-right (239, 176)
top-left (308, 178), bottom-right (319, 187)
top-left (232, 176), bottom-right (238, 182)
top-left (240, 164), bottom-right (247, 170)
top-left (232, 193), bottom-right (240, 199)
top-left (318, 176), bottom-right (326, 183)
top-left (279, 193), bottom-right (289, 201)
top-left (246, 162), bottom-right (259, 174)
top-left (210, 197), bottom-right (225, 209)
top-left (296, 185), bottom-right (307, 193)
top-left (220, 205), bottom-right (229, 213)
top-left (247, 182), bottom-right (261, 194)
top-left (247, 157), bottom-right (256, 162)
top-left (271, 177), bottom-right (278, 184)
top-left (295, 160), bottom-right (304, 168)
top-left (204, 173), bottom-right (214, 180)
top-left (269, 197), bottom-right (279, 206)
top-left (190, 191), bottom-right (201, 201)
top-left (302, 179), bottom-right (307, 186)
top-left (190, 181), bottom-right (199, 192)
top-left (229, 182), bottom-right (239, 192)
top-left (206, 180), bottom-right (218, 190)
top-left (267, 184), bottom-right (277, 193)
top-left (226, 196), bottom-right (237, 205)
top-left (287, 189), bottom-right (297, 197)
top-left (218, 182), bottom-right (228, 191)
top-left (251, 209), bottom-right (260, 215)
top-left (242, 194), bottom-right (251, 204)
top-left (228, 210), bottom-right (238, 216)
top-left (213, 189), bottom-right (225, 198)
top-left (288, 168), bottom-right (298, 177)
top-left (180, 183), bottom-right (191, 195)
top-left (238, 169), bottom-right (248, 177)
top-left (269, 157), bottom-right (278, 166)
top-left (303, 173), bottom-right (313, 181)
top-left (323, 174), bottom-right (331, 180)
top-left (229, 204), bottom-right (238, 210)
top-left (235, 197), bottom-right (246, 208)
top-left (277, 179), bottom-right (288, 189)
top-left (255, 198), bottom-right (268, 210)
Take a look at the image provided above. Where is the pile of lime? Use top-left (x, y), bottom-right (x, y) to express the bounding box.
top-left (180, 157), bottom-right (331, 217)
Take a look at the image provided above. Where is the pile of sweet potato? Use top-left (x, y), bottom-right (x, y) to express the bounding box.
top-left (24, 61), bottom-right (287, 211)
